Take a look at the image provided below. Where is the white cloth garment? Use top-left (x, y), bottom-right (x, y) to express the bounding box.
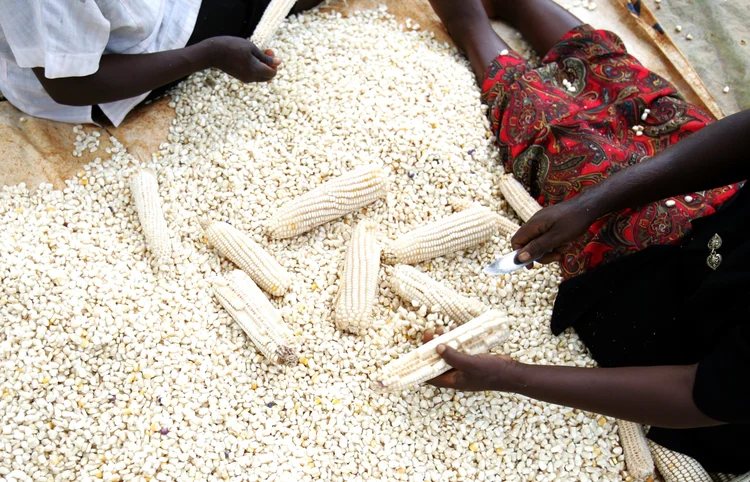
top-left (0, 0), bottom-right (201, 126)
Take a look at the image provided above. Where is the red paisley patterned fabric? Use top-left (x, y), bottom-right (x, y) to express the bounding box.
top-left (482, 25), bottom-right (740, 279)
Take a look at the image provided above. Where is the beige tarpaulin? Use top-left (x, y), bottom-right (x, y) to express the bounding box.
top-left (1, 0), bottom-right (746, 190)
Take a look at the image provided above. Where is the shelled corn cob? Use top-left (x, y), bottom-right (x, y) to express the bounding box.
top-left (203, 220), bottom-right (291, 296)
top-left (214, 270), bottom-right (298, 366)
top-left (333, 221), bottom-right (381, 335)
top-left (382, 203), bottom-right (504, 265)
top-left (499, 175), bottom-right (542, 222)
top-left (265, 165), bottom-right (387, 239)
top-left (388, 265), bottom-right (487, 325)
top-left (250, 0), bottom-right (297, 49)
top-left (130, 168), bottom-right (172, 260)
top-left (617, 420), bottom-right (655, 480)
top-left (648, 440), bottom-right (712, 482)
top-left (373, 310), bottom-right (509, 391)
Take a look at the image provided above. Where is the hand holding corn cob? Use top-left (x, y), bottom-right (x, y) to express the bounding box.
top-left (373, 310), bottom-right (510, 392)
top-left (421, 328), bottom-right (518, 392)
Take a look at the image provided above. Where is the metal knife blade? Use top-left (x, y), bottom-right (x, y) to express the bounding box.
top-left (483, 249), bottom-right (541, 275)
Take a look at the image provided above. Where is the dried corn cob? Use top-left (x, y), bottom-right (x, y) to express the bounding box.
top-left (451, 198), bottom-right (521, 236)
top-left (617, 420), bottom-right (655, 480)
top-left (497, 215), bottom-right (521, 237)
top-left (130, 168), bottom-right (172, 259)
top-left (729, 473), bottom-right (750, 482)
top-left (203, 220), bottom-right (291, 296)
top-left (373, 310), bottom-right (509, 391)
top-left (250, 0), bottom-right (297, 49)
top-left (333, 221), bottom-right (381, 335)
top-left (648, 440), bottom-right (712, 482)
top-left (383, 204), bottom-right (502, 265)
top-left (388, 265), bottom-right (487, 325)
top-left (499, 175), bottom-right (542, 222)
top-left (214, 270), bottom-right (298, 366)
top-left (265, 165), bottom-right (387, 239)
top-left (713, 475), bottom-right (735, 482)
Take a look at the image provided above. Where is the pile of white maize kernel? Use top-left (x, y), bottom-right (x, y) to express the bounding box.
top-left (0, 8), bottom-right (628, 482)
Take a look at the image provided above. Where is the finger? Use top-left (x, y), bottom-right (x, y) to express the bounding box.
top-left (516, 237), bottom-right (554, 263)
top-left (427, 370), bottom-right (461, 388)
top-left (263, 49), bottom-right (282, 66)
top-left (250, 44), bottom-right (278, 67)
top-left (436, 345), bottom-right (478, 372)
top-left (538, 251), bottom-right (562, 264)
top-left (254, 63), bottom-right (278, 81)
top-left (423, 330), bottom-right (434, 343)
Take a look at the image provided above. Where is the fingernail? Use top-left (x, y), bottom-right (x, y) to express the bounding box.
top-left (518, 252), bottom-right (530, 262)
top-left (272, 58), bottom-right (281, 67)
top-left (436, 344), bottom-right (446, 354)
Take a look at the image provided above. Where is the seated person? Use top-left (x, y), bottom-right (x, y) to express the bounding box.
top-left (0, 0), bottom-right (321, 126)
top-left (425, 0), bottom-right (748, 474)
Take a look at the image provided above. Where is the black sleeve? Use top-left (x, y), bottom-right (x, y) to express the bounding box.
top-left (692, 323), bottom-right (750, 424)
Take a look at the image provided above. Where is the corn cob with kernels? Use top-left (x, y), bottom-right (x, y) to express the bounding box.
top-left (648, 440), bottom-right (712, 482)
top-left (203, 220), bottom-right (291, 296)
top-left (130, 168), bottom-right (172, 260)
top-left (388, 265), bottom-right (487, 325)
top-left (499, 175), bottom-right (542, 222)
top-left (617, 420), bottom-right (655, 480)
top-left (373, 310), bottom-right (509, 391)
top-left (265, 165), bottom-right (387, 239)
top-left (250, 0), bottom-right (298, 49)
top-left (382, 203), bottom-right (502, 265)
top-left (214, 270), bottom-right (298, 366)
top-left (729, 473), bottom-right (750, 482)
top-left (333, 221), bottom-right (381, 335)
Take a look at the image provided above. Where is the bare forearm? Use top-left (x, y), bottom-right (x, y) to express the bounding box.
top-left (34, 42), bottom-right (211, 106)
top-left (510, 363), bottom-right (721, 428)
top-left (579, 109), bottom-right (750, 218)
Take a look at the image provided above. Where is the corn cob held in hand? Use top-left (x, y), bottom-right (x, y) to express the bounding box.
top-left (333, 221), bottom-right (381, 335)
top-left (499, 175), bottom-right (542, 222)
top-left (250, 0), bottom-right (298, 49)
top-left (265, 165), bottom-right (388, 239)
top-left (373, 310), bottom-right (509, 392)
top-left (130, 168), bottom-right (172, 260)
top-left (648, 440), bottom-right (712, 482)
top-left (617, 420), bottom-right (655, 480)
top-left (388, 265), bottom-right (487, 325)
top-left (214, 270), bottom-right (298, 366)
top-left (203, 220), bottom-right (291, 296)
top-left (383, 203), bottom-right (503, 265)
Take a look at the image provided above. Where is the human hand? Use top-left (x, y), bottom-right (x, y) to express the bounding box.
top-left (423, 330), bottom-right (523, 392)
top-left (204, 37), bottom-right (280, 82)
top-left (511, 197), bottom-right (598, 265)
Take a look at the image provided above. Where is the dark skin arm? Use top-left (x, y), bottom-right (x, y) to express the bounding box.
top-left (33, 37), bottom-right (279, 107)
top-left (424, 334), bottom-right (722, 429)
top-left (513, 108), bottom-right (750, 264)
top-left (423, 112), bottom-right (750, 428)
